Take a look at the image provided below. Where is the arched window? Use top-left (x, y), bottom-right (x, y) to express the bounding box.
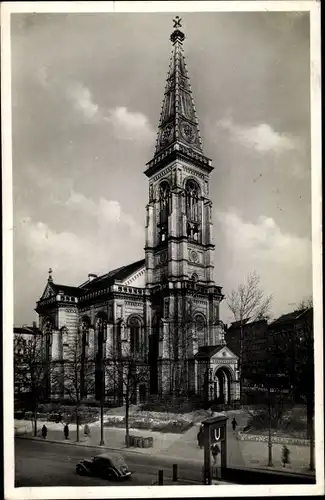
top-left (185, 179), bottom-right (200, 222)
top-left (129, 316), bottom-right (142, 355)
top-left (79, 318), bottom-right (90, 399)
top-left (95, 314), bottom-right (107, 401)
top-left (43, 318), bottom-right (53, 362)
top-left (185, 180), bottom-right (201, 242)
top-left (158, 181), bottom-right (170, 243)
top-left (194, 314), bottom-right (207, 348)
top-left (42, 318), bottom-right (54, 398)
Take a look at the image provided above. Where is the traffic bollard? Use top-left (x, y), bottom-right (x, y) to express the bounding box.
top-left (172, 464), bottom-right (178, 482)
top-left (158, 469), bottom-right (164, 485)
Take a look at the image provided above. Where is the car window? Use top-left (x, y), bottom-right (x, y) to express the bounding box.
top-left (94, 457), bottom-right (111, 467)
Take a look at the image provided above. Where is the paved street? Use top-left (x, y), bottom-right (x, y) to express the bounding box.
top-left (15, 408), bottom-right (313, 476)
top-left (15, 438), bottom-right (203, 487)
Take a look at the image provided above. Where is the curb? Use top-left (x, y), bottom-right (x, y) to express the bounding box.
top-left (16, 435), bottom-right (204, 466)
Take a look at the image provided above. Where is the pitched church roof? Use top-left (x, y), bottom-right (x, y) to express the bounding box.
top-left (39, 259), bottom-right (145, 301)
top-left (50, 283), bottom-right (85, 297)
top-left (80, 259), bottom-right (145, 291)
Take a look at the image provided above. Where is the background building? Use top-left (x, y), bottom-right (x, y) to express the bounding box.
top-left (14, 324), bottom-right (42, 397)
top-left (226, 319), bottom-right (268, 388)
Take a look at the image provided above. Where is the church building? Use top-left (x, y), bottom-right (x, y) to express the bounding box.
top-left (35, 18), bottom-right (240, 406)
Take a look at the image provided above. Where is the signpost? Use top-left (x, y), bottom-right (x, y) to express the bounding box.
top-left (202, 415), bottom-right (228, 485)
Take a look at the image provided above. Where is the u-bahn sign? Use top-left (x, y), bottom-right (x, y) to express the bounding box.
top-left (210, 424), bottom-right (226, 443)
top-left (202, 415), bottom-right (228, 485)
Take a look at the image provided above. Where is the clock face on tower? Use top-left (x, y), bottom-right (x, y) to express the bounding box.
top-left (160, 124), bottom-right (173, 146)
top-left (180, 122), bottom-right (197, 144)
top-left (190, 250), bottom-right (199, 263)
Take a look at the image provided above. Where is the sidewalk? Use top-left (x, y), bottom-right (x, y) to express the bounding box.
top-left (15, 412), bottom-right (313, 475)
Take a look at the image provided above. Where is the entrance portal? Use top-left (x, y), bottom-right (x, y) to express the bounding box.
top-left (213, 367), bottom-right (232, 404)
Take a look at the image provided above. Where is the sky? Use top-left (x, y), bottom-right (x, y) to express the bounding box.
top-left (11, 10), bottom-right (312, 325)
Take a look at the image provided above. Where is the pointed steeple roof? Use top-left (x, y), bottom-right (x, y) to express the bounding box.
top-left (155, 17), bottom-right (203, 155)
top-left (145, 17), bottom-right (213, 178)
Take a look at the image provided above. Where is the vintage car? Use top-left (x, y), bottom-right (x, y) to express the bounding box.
top-left (76, 453), bottom-right (131, 480)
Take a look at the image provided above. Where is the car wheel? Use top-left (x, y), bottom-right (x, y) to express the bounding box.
top-left (76, 465), bottom-right (84, 476)
top-left (106, 470), bottom-right (115, 481)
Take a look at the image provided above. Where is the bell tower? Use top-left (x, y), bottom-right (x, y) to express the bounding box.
top-left (145, 18), bottom-right (225, 395)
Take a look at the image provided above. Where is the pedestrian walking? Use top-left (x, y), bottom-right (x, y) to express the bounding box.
top-left (231, 417), bottom-right (238, 432)
top-left (84, 423), bottom-right (91, 438)
top-left (211, 443), bottom-right (220, 464)
top-left (197, 425), bottom-right (204, 449)
top-left (41, 424), bottom-right (47, 439)
top-left (64, 423), bottom-right (69, 440)
top-left (282, 445), bottom-right (290, 467)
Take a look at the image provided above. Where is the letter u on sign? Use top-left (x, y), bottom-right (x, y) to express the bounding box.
top-left (211, 426), bottom-right (225, 443)
top-left (213, 428), bottom-right (220, 442)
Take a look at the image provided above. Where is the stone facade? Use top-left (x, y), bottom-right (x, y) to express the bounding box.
top-left (34, 19), bottom-right (240, 405)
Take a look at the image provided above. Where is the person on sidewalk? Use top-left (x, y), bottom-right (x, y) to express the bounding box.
top-left (64, 423), bottom-right (69, 440)
top-left (282, 445), bottom-right (290, 467)
top-left (41, 425), bottom-right (47, 439)
top-left (231, 418), bottom-right (238, 432)
top-left (197, 426), bottom-right (204, 449)
top-left (84, 423), bottom-right (91, 439)
top-left (211, 443), bottom-right (220, 464)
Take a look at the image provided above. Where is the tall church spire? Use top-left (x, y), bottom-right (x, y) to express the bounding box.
top-left (146, 17), bottom-right (212, 177)
top-left (155, 17), bottom-right (203, 156)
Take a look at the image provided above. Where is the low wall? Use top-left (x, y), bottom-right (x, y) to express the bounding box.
top-left (219, 466), bottom-right (315, 485)
top-left (237, 431), bottom-right (309, 446)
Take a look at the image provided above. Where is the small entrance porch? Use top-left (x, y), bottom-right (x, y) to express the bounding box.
top-left (195, 344), bottom-right (240, 405)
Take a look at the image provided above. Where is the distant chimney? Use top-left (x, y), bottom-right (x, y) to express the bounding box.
top-left (88, 273), bottom-right (97, 281)
top-left (32, 321), bottom-right (37, 329)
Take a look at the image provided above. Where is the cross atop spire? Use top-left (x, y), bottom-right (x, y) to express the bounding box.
top-left (173, 16), bottom-right (182, 29)
top-left (170, 15), bottom-right (185, 44)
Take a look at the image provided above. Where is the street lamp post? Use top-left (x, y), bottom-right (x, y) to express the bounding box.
top-left (267, 381), bottom-right (273, 467)
top-left (100, 360), bottom-right (104, 446)
top-left (266, 332), bottom-right (273, 467)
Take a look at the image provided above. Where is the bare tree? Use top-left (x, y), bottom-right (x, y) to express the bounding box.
top-left (227, 272), bottom-right (272, 395)
top-left (60, 330), bottom-right (95, 442)
top-left (14, 333), bottom-right (48, 437)
top-left (163, 307), bottom-right (196, 399)
top-left (293, 299), bottom-right (314, 471)
top-left (297, 297), bottom-right (313, 310)
top-left (105, 343), bottom-right (150, 447)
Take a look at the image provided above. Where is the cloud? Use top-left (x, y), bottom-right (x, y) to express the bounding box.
top-left (105, 106), bottom-right (155, 142)
top-left (217, 117), bottom-right (297, 154)
top-left (16, 216), bottom-right (107, 278)
top-left (215, 210), bottom-right (312, 320)
top-left (64, 190), bottom-right (143, 238)
top-left (36, 65), bottom-right (49, 88)
top-left (217, 211), bottom-right (311, 264)
top-left (66, 82), bottom-right (155, 141)
top-left (67, 82), bottom-right (99, 122)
